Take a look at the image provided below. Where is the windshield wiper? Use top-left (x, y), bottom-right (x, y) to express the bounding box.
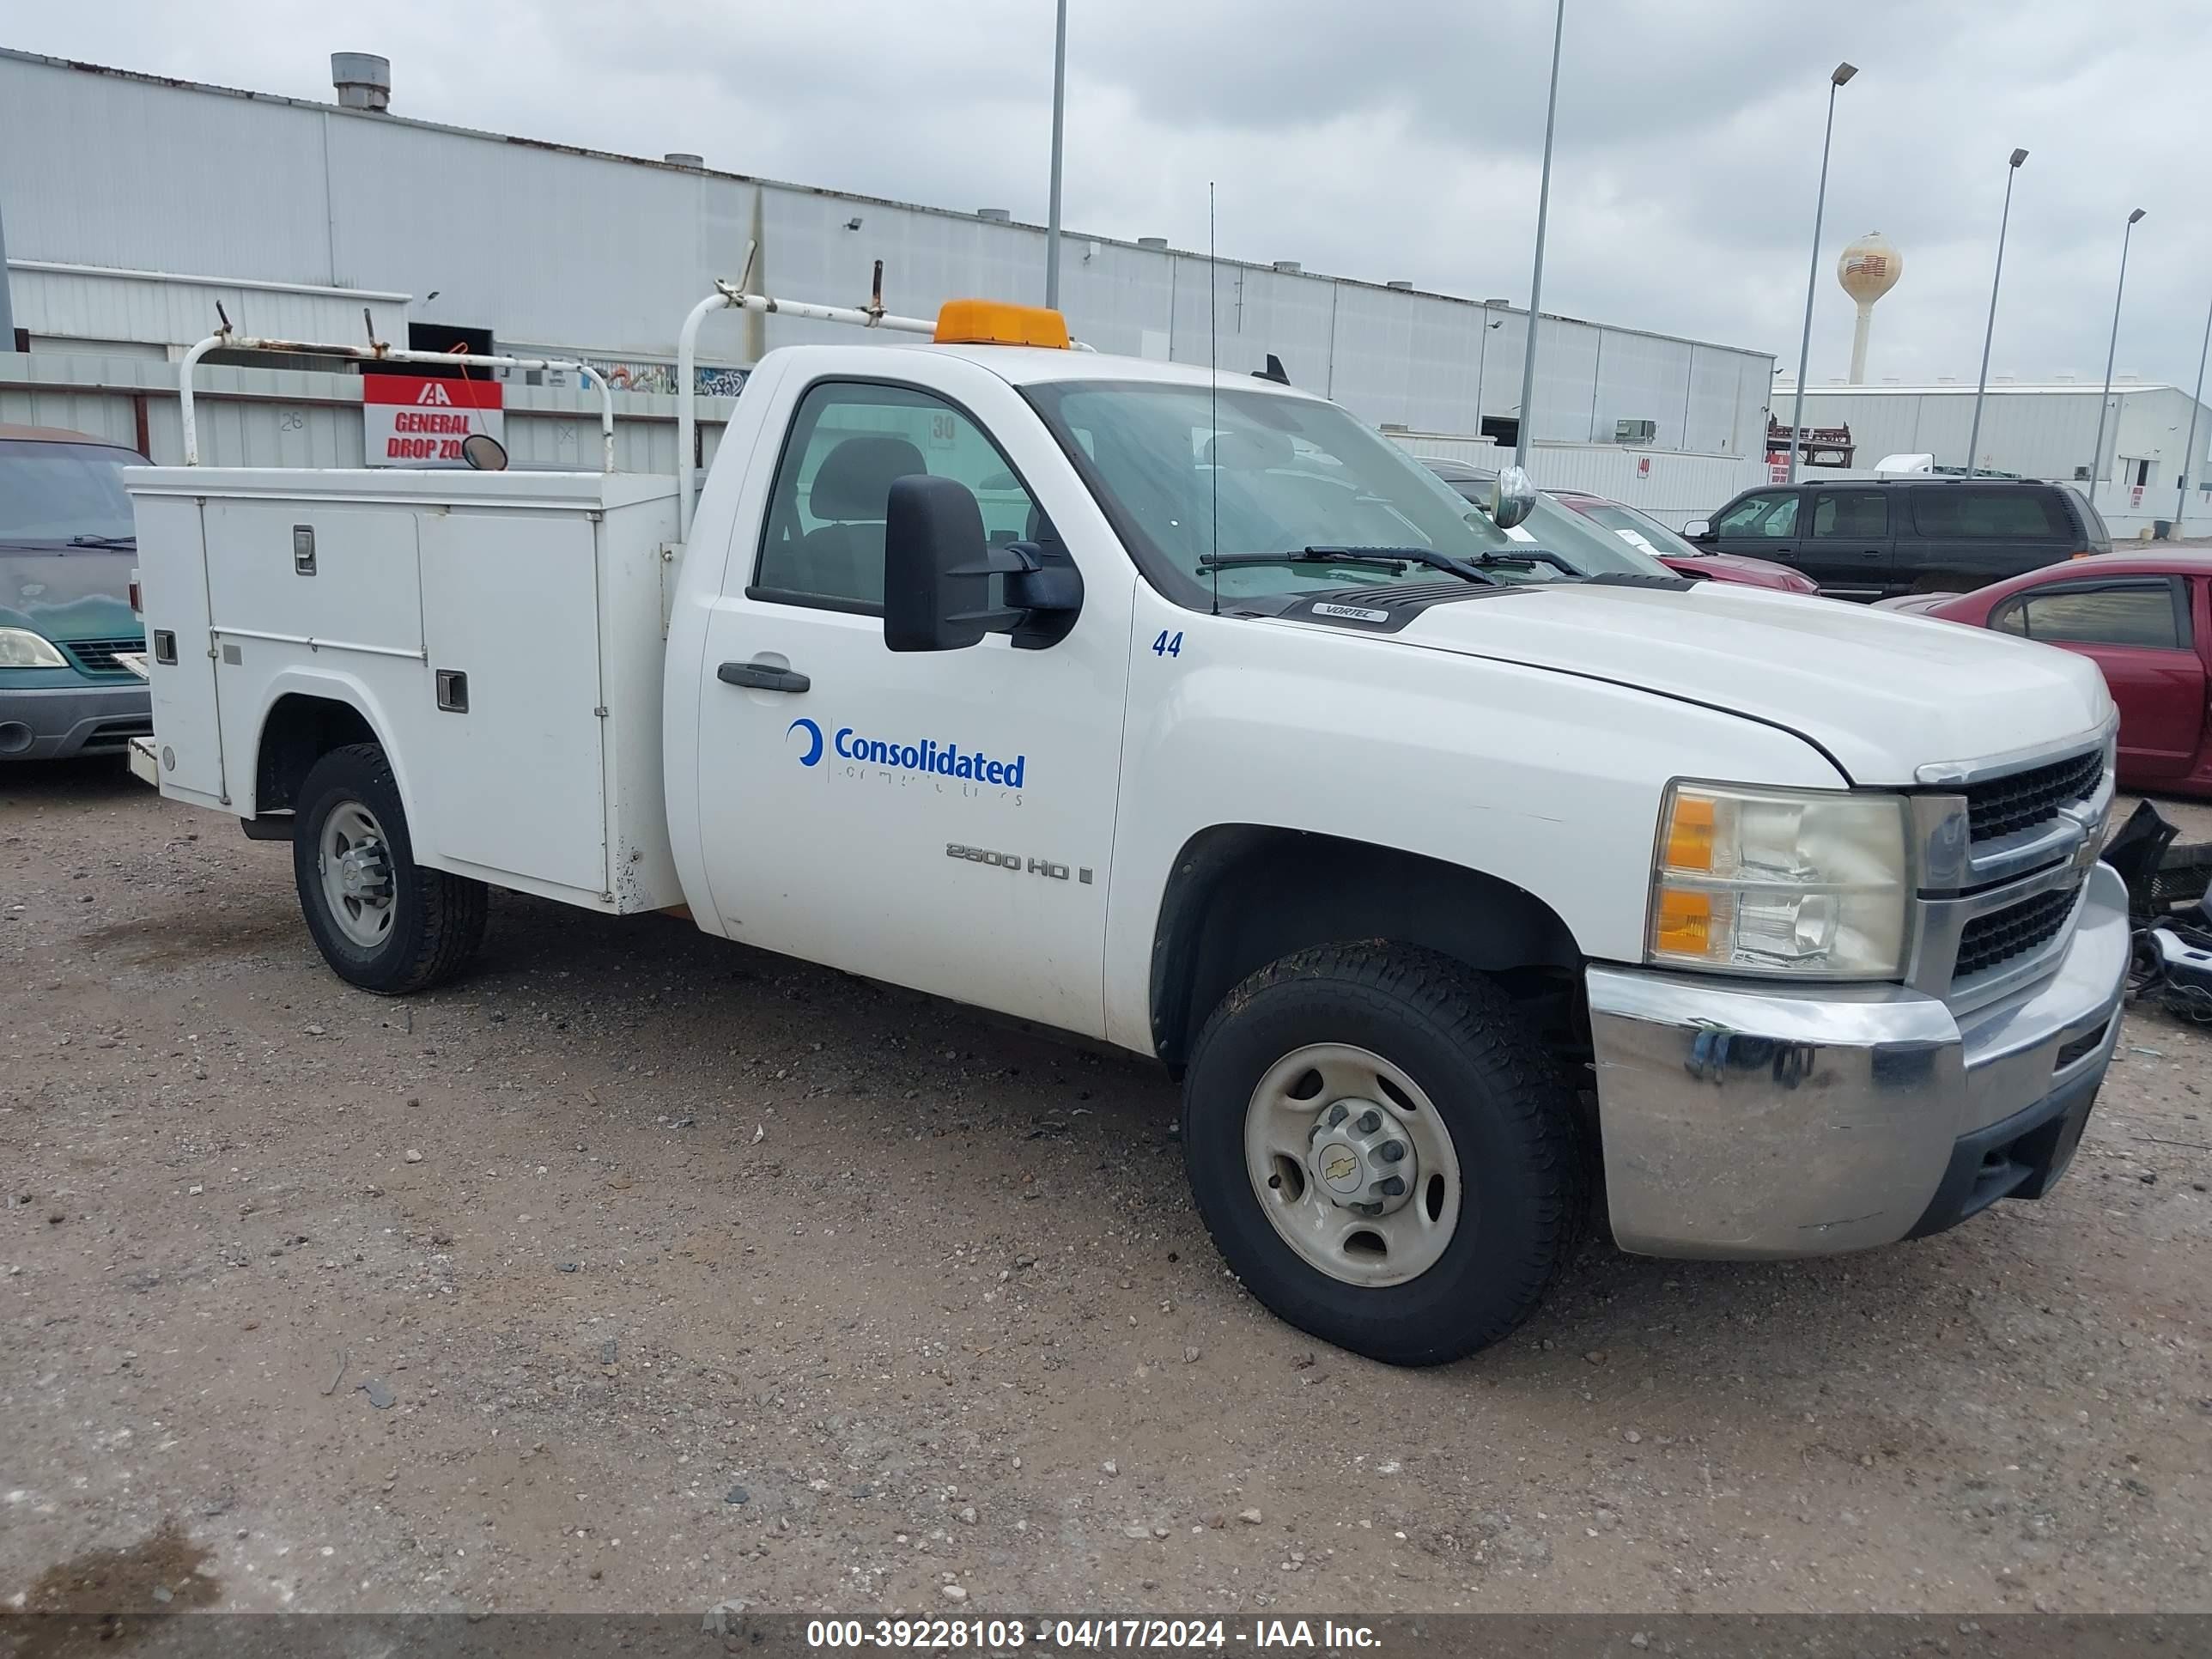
top-left (1200, 545), bottom-right (1500, 586)
top-left (67, 534), bottom-right (137, 549)
top-left (1462, 547), bottom-right (1583, 577)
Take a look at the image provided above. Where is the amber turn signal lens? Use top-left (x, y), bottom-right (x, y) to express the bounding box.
top-left (1662, 793), bottom-right (1717, 872)
top-left (1652, 888), bottom-right (1715, 957)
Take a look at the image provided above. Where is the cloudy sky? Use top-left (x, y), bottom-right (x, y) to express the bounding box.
top-left (12, 1), bottom-right (2212, 388)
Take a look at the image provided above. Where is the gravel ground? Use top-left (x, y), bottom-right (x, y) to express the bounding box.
top-left (3, 759), bottom-right (2209, 1618)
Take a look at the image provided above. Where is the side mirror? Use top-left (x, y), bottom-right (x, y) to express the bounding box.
top-left (1682, 519), bottom-right (1712, 542)
top-left (1491, 465), bottom-right (1537, 530)
top-left (461, 433), bottom-right (509, 471)
top-left (883, 475), bottom-right (1083, 653)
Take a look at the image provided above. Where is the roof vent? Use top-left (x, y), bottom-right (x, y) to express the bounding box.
top-left (1273, 259), bottom-right (1303, 274)
top-left (1386, 279), bottom-right (1414, 290)
top-left (1482, 297), bottom-right (1513, 308)
top-left (977, 207), bottom-right (1012, 222)
top-left (1993, 374), bottom-right (2017, 385)
top-left (2117, 372), bottom-right (2142, 383)
top-left (1137, 236), bottom-right (1168, 251)
top-left (664, 152), bottom-right (704, 169)
top-left (2052, 373), bottom-right (2076, 383)
top-left (1936, 375), bottom-right (1959, 385)
top-left (331, 52), bottom-right (392, 112)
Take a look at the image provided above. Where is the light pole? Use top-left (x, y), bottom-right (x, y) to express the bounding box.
top-left (1044, 0), bottom-right (1068, 310)
top-left (1513, 0), bottom-right (1565, 473)
top-left (2176, 283), bottom-right (2211, 537)
top-left (1786, 61), bottom-right (1856, 484)
top-left (2087, 207), bottom-right (2147, 503)
top-left (1965, 148), bottom-right (2027, 479)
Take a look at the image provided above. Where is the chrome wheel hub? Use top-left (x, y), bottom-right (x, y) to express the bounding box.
top-left (1243, 1042), bottom-right (1462, 1288)
top-left (1307, 1097), bottom-right (1419, 1216)
top-left (319, 801), bottom-right (396, 949)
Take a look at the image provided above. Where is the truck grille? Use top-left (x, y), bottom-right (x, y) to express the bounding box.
top-left (62, 636), bottom-right (147, 676)
top-left (1964, 749), bottom-right (2103, 842)
top-left (1954, 884), bottom-right (2079, 981)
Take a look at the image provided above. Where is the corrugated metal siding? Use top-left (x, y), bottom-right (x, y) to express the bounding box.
top-left (0, 50), bottom-right (1775, 456)
top-left (0, 352), bottom-right (723, 472)
top-left (0, 58), bottom-right (334, 283)
top-left (8, 267), bottom-right (408, 353)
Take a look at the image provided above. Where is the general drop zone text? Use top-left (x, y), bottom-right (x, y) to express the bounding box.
top-left (837, 728), bottom-right (1026, 788)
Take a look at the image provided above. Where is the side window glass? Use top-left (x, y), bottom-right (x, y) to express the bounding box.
top-left (1811, 491), bottom-right (1887, 538)
top-left (1717, 492), bottom-right (1790, 536)
top-left (1758, 494), bottom-right (1798, 537)
top-left (755, 381), bottom-right (1040, 608)
top-left (1990, 599), bottom-right (2028, 635)
top-left (2017, 584), bottom-right (2180, 648)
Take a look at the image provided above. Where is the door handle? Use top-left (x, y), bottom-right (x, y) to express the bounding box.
top-left (718, 659), bottom-right (811, 693)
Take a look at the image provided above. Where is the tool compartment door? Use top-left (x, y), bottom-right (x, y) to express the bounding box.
top-left (416, 510), bottom-right (610, 898)
top-left (131, 489), bottom-right (228, 805)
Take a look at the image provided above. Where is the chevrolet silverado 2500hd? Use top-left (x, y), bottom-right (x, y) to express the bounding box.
top-left (128, 295), bottom-right (2130, 1366)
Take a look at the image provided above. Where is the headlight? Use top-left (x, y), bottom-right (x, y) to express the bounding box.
top-left (0, 627), bottom-right (69, 669)
top-left (1649, 781), bottom-right (1911, 979)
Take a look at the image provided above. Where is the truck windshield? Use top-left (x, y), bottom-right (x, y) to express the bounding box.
top-left (0, 439), bottom-right (143, 547)
top-left (1022, 380), bottom-right (1581, 606)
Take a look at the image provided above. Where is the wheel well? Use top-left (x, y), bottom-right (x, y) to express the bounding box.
top-left (254, 695), bottom-right (380, 817)
top-left (1148, 826), bottom-right (1588, 1070)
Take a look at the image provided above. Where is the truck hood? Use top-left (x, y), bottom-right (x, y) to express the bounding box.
top-left (1382, 580), bottom-right (2114, 785)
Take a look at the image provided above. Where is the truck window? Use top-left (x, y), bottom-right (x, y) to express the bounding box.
top-left (1716, 491), bottom-right (1796, 538)
top-left (1023, 379), bottom-right (1573, 609)
top-left (1810, 490), bottom-right (1887, 538)
top-left (1911, 488), bottom-right (2063, 539)
top-left (754, 381), bottom-right (1040, 609)
top-left (1993, 580), bottom-right (2184, 648)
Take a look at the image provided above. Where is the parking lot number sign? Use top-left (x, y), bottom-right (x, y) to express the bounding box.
top-left (364, 375), bottom-right (504, 466)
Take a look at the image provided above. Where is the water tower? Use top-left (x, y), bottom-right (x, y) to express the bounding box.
top-left (1837, 232), bottom-right (1903, 385)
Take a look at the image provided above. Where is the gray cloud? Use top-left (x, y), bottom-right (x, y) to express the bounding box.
top-left (10, 0), bottom-right (2209, 401)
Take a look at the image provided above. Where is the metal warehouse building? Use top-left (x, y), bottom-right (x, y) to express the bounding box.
top-left (1786, 380), bottom-right (2212, 537)
top-left (1, 48), bottom-right (1774, 515)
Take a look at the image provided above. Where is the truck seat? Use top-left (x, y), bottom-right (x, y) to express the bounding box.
top-left (797, 435), bottom-right (929, 604)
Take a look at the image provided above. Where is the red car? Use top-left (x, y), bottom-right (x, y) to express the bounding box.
top-left (1883, 550), bottom-right (2212, 796)
top-left (1547, 490), bottom-right (1819, 593)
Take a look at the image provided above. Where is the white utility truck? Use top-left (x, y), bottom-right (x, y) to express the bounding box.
top-left (130, 291), bottom-right (2130, 1365)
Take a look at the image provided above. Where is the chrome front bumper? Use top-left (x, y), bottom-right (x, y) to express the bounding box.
top-left (1586, 860), bottom-right (2130, 1258)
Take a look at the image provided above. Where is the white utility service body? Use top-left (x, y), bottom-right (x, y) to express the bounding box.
top-left (131, 300), bottom-right (2130, 1364)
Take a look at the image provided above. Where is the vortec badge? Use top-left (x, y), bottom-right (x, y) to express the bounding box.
top-left (1312, 602), bottom-right (1390, 624)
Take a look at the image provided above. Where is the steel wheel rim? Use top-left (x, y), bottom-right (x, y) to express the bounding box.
top-left (319, 799), bottom-right (396, 950)
top-left (1242, 1042), bottom-right (1463, 1288)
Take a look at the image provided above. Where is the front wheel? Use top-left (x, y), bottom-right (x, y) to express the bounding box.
top-left (292, 743), bottom-right (488, 994)
top-left (1182, 944), bottom-right (1588, 1366)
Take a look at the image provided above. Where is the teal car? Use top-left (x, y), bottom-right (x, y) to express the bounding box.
top-left (0, 426), bottom-right (151, 761)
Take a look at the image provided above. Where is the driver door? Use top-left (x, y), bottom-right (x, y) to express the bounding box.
top-left (689, 358), bottom-right (1133, 1038)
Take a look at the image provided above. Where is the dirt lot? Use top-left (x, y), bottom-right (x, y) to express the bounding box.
top-left (3, 760), bottom-right (2209, 1618)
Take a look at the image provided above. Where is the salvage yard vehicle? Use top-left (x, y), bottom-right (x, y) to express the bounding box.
top-left (1876, 550), bottom-right (2212, 799)
top-left (129, 287), bottom-right (2130, 1366)
top-left (1684, 477), bottom-right (2110, 601)
top-left (0, 424), bottom-right (152, 760)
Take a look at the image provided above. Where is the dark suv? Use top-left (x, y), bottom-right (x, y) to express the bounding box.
top-left (1684, 478), bottom-right (2111, 600)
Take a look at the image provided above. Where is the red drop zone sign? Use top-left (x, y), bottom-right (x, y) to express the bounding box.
top-left (363, 374), bottom-right (504, 467)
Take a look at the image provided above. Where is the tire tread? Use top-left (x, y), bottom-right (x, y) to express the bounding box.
top-left (1184, 942), bottom-right (1589, 1364)
top-left (295, 743), bottom-right (489, 994)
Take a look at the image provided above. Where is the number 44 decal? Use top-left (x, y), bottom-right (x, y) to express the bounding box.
top-left (1150, 630), bottom-right (1185, 658)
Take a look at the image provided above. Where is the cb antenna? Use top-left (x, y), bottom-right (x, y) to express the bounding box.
top-left (1208, 180), bottom-right (1220, 617)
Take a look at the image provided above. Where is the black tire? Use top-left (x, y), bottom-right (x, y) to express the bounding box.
top-left (292, 742), bottom-right (488, 994)
top-left (1182, 944), bottom-right (1588, 1366)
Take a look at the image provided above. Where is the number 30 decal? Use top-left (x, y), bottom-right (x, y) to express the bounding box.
top-left (1150, 630), bottom-right (1184, 659)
